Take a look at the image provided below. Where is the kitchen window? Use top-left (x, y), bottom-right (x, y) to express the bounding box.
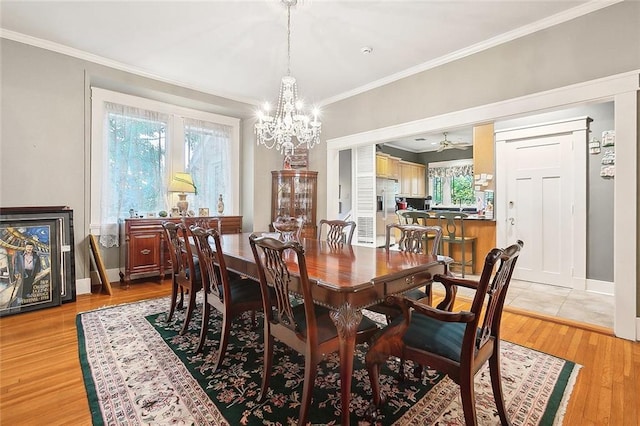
top-left (428, 159), bottom-right (475, 207)
top-left (90, 88), bottom-right (239, 246)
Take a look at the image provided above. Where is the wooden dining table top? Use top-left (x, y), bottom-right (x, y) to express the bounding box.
top-left (216, 232), bottom-right (447, 310)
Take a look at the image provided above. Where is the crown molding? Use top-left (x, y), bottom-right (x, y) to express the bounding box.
top-left (0, 28), bottom-right (259, 106)
top-left (321, 0), bottom-right (623, 106)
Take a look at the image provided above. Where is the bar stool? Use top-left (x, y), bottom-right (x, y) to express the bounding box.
top-left (435, 212), bottom-right (476, 277)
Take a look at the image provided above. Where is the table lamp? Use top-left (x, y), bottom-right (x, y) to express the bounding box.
top-left (168, 172), bottom-right (196, 215)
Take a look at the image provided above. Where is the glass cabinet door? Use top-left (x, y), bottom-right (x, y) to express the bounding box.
top-left (271, 170), bottom-right (317, 238)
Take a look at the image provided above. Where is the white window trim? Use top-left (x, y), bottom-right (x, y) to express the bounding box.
top-left (89, 87), bottom-right (240, 233)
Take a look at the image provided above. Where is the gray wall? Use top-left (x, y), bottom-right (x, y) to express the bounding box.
top-left (316, 2), bottom-right (638, 309)
top-left (0, 39), bottom-right (256, 279)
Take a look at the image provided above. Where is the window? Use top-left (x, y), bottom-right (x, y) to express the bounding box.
top-left (91, 88), bottom-right (240, 246)
top-left (428, 159), bottom-right (475, 207)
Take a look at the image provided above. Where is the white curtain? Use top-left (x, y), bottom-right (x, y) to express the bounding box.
top-left (99, 102), bottom-right (169, 247)
top-left (183, 118), bottom-right (232, 216)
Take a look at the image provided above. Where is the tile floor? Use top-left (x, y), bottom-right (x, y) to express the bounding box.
top-left (437, 276), bottom-right (615, 330)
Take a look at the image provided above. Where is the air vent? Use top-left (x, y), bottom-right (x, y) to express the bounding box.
top-left (415, 137), bottom-right (426, 141)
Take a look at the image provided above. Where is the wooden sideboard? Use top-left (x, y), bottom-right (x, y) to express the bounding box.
top-left (119, 216), bottom-right (242, 284)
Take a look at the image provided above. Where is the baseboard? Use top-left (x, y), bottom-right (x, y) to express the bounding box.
top-left (636, 318), bottom-right (640, 341)
top-left (585, 279), bottom-right (614, 295)
top-left (76, 278), bottom-right (92, 295)
top-left (106, 267), bottom-right (121, 284)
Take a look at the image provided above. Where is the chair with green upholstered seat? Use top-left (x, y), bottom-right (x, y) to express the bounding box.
top-left (249, 233), bottom-right (380, 426)
top-left (365, 240), bottom-right (524, 425)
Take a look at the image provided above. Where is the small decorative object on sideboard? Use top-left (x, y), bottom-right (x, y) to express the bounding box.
top-left (199, 208), bottom-right (209, 217)
top-left (217, 194), bottom-right (225, 215)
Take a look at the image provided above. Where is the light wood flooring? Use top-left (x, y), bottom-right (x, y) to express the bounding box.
top-left (0, 280), bottom-right (638, 425)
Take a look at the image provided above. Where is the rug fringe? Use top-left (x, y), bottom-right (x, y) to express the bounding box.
top-left (553, 364), bottom-right (582, 425)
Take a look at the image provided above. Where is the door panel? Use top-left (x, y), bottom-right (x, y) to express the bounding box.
top-left (505, 134), bottom-right (572, 286)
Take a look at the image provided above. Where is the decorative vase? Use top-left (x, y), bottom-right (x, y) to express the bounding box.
top-left (217, 194), bottom-right (225, 215)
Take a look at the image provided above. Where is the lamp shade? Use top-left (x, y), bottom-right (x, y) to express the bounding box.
top-left (168, 172), bottom-right (196, 194)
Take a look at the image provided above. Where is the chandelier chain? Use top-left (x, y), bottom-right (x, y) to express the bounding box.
top-left (287, 3), bottom-right (291, 77)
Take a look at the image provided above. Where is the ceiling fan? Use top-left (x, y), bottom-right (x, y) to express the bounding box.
top-left (437, 132), bottom-right (472, 152)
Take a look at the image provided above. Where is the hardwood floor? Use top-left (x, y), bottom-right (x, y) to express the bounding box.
top-left (1, 280), bottom-right (639, 425)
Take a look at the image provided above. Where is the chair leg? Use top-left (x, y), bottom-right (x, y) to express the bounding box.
top-left (489, 350), bottom-right (511, 425)
top-left (298, 357), bottom-right (318, 426)
top-left (177, 286), bottom-right (185, 310)
top-left (213, 310), bottom-right (232, 372)
top-left (167, 279), bottom-right (179, 322)
top-left (196, 295), bottom-right (210, 353)
top-left (461, 240), bottom-right (466, 278)
top-left (459, 370), bottom-right (478, 426)
top-left (180, 288), bottom-right (197, 335)
top-left (258, 330), bottom-right (274, 402)
top-left (366, 361), bottom-right (384, 407)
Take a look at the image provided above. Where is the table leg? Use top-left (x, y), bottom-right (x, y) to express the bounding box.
top-left (330, 303), bottom-right (362, 426)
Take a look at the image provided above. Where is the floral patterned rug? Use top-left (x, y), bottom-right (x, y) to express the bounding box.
top-left (77, 296), bottom-right (580, 425)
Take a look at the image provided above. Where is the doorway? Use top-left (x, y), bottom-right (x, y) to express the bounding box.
top-left (495, 117), bottom-right (590, 289)
top-left (326, 72), bottom-right (638, 339)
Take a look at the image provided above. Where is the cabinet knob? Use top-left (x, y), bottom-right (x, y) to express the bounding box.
top-left (140, 249), bottom-right (151, 255)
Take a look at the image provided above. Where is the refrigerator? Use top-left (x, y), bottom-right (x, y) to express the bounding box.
top-left (375, 178), bottom-right (398, 247)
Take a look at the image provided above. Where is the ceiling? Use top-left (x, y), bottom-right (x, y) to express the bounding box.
top-left (1, 0), bottom-right (604, 151)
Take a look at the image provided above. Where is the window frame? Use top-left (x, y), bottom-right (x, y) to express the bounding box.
top-left (90, 87), bottom-right (240, 233)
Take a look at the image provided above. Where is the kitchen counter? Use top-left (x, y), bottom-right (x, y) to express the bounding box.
top-left (407, 209), bottom-right (495, 221)
top-left (399, 210), bottom-right (496, 273)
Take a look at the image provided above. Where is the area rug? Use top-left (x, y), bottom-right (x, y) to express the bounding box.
top-left (77, 296), bottom-right (580, 425)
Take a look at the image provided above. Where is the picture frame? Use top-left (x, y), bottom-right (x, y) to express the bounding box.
top-left (0, 218), bottom-right (62, 316)
top-left (198, 208), bottom-right (209, 217)
top-left (0, 206), bottom-right (76, 303)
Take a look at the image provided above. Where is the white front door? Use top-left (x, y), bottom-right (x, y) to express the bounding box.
top-left (503, 134), bottom-right (573, 286)
top-left (496, 117), bottom-right (588, 290)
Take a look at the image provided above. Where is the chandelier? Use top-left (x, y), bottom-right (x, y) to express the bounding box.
top-left (255, 0), bottom-right (321, 154)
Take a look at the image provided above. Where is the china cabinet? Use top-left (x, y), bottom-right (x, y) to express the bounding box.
top-left (271, 170), bottom-right (318, 239)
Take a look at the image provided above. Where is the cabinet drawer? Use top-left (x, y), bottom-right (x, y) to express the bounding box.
top-left (384, 269), bottom-right (437, 295)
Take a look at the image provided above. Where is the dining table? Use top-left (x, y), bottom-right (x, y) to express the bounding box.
top-left (213, 232), bottom-right (447, 425)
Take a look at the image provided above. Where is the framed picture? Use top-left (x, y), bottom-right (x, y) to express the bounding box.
top-left (0, 218), bottom-right (62, 316)
top-left (0, 207), bottom-right (76, 303)
top-left (198, 208), bottom-right (209, 217)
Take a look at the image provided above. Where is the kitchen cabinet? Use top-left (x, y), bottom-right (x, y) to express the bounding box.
top-left (120, 216), bottom-right (242, 284)
top-left (399, 161), bottom-right (426, 197)
top-left (376, 153), bottom-right (400, 179)
top-left (271, 170), bottom-right (317, 239)
top-left (376, 154), bottom-right (389, 177)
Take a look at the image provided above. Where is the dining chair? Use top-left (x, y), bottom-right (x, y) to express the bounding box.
top-left (434, 211), bottom-right (477, 277)
top-left (366, 223), bottom-right (447, 322)
top-left (182, 216), bottom-right (221, 232)
top-left (190, 226), bottom-right (264, 371)
top-left (272, 215), bottom-right (304, 242)
top-left (365, 240), bottom-right (524, 426)
top-left (248, 233), bottom-right (380, 426)
top-left (317, 219), bottom-right (356, 244)
top-left (400, 210), bottom-right (432, 226)
top-left (162, 221), bottom-right (202, 335)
